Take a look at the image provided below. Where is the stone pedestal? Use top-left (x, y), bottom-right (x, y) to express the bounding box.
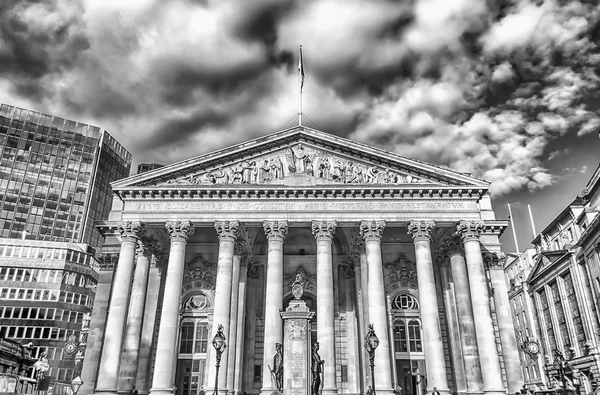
top-left (280, 280), bottom-right (315, 395)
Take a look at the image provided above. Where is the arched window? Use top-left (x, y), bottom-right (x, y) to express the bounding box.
top-left (393, 293), bottom-right (419, 310)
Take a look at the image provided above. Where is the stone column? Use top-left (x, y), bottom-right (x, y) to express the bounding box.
top-left (226, 240), bottom-right (245, 393)
top-left (456, 221), bottom-right (504, 395)
top-left (407, 221), bottom-right (450, 395)
top-left (119, 240), bottom-right (153, 392)
top-left (359, 220), bottom-right (393, 395)
top-left (484, 252), bottom-right (524, 393)
top-left (444, 237), bottom-right (483, 395)
top-left (312, 220), bottom-right (339, 395)
top-left (261, 220), bottom-right (288, 395)
top-left (207, 221), bottom-right (240, 395)
top-left (350, 245), bottom-right (366, 393)
top-left (234, 257), bottom-right (249, 394)
top-left (96, 221), bottom-right (145, 395)
top-left (150, 221), bottom-right (194, 395)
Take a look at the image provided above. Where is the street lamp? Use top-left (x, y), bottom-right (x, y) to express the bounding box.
top-left (71, 376), bottom-right (84, 395)
top-left (211, 324), bottom-right (227, 395)
top-left (552, 350), bottom-right (567, 395)
top-left (572, 369), bottom-right (581, 395)
top-left (364, 324), bottom-right (380, 395)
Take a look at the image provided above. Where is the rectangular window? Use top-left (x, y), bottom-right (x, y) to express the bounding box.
top-left (194, 323), bottom-right (209, 353)
top-left (254, 365), bottom-right (262, 383)
top-left (341, 365), bottom-right (348, 382)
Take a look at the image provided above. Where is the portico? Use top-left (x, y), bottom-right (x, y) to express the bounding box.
top-left (81, 126), bottom-right (523, 395)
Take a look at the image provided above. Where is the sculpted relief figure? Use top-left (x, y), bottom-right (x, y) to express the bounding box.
top-left (318, 157), bottom-right (331, 180)
top-left (289, 144), bottom-right (308, 173)
top-left (271, 156), bottom-right (284, 179)
top-left (208, 168), bottom-right (229, 184)
top-left (332, 160), bottom-right (345, 181)
top-left (230, 163), bottom-right (244, 184)
top-left (260, 160), bottom-right (273, 182)
top-left (366, 166), bottom-right (379, 183)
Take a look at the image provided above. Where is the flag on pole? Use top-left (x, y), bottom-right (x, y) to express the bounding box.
top-left (298, 46), bottom-right (305, 91)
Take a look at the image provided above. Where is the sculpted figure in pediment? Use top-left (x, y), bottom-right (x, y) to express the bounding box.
top-left (271, 156), bottom-right (284, 179)
top-left (332, 160), bottom-right (345, 182)
top-left (345, 161), bottom-right (356, 183)
top-left (208, 168), bottom-right (229, 184)
top-left (260, 159), bottom-right (272, 182)
top-left (366, 166), bottom-right (379, 183)
top-left (318, 156), bottom-right (331, 180)
top-left (289, 143), bottom-right (308, 174)
top-left (230, 163), bottom-right (244, 184)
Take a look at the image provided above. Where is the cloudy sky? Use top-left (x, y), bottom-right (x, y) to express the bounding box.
top-left (1, 0), bottom-right (599, 251)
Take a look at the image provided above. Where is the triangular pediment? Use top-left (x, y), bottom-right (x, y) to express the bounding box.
top-left (527, 250), bottom-right (571, 283)
top-left (113, 126), bottom-right (489, 190)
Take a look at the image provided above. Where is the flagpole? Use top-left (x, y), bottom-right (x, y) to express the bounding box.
top-left (507, 204), bottom-right (520, 252)
top-left (298, 45), bottom-right (303, 126)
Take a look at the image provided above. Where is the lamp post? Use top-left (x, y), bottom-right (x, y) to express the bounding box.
top-left (572, 369), bottom-right (581, 395)
top-left (552, 350), bottom-right (567, 395)
top-left (211, 324), bottom-right (227, 395)
top-left (71, 376), bottom-right (84, 395)
top-left (364, 324), bottom-right (380, 395)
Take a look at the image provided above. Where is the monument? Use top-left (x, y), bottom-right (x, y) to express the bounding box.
top-left (280, 274), bottom-right (315, 395)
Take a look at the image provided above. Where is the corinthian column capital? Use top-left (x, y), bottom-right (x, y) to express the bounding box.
top-left (234, 238), bottom-right (246, 256)
top-left (456, 220), bottom-right (484, 242)
top-left (359, 220), bottom-right (386, 242)
top-left (117, 221), bottom-right (145, 243)
top-left (311, 220), bottom-right (337, 242)
top-left (165, 221), bottom-right (195, 243)
top-left (407, 220), bottom-right (435, 242)
top-left (263, 220), bottom-right (289, 242)
top-left (214, 220), bottom-right (240, 242)
top-left (135, 240), bottom-right (152, 258)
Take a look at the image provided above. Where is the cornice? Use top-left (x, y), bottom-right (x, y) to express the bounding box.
top-left (113, 185), bottom-right (488, 201)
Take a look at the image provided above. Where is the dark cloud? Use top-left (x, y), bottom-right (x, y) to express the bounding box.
top-left (0, 0), bottom-right (598, 196)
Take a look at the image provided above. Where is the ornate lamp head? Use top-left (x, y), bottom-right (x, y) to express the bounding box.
top-left (364, 324), bottom-right (379, 353)
top-left (212, 324), bottom-right (227, 353)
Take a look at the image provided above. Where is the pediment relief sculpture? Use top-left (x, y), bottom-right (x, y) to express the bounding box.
top-left (160, 143), bottom-right (432, 187)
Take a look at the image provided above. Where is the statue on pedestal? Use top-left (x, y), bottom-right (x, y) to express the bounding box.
top-left (311, 342), bottom-right (324, 395)
top-left (269, 343), bottom-right (284, 392)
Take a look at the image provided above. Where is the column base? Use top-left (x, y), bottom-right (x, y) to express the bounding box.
top-left (322, 388), bottom-right (339, 395)
top-left (149, 388), bottom-right (174, 395)
top-left (483, 390), bottom-right (506, 395)
top-left (95, 389), bottom-right (119, 395)
top-left (369, 390), bottom-right (394, 395)
top-left (260, 388), bottom-right (281, 395)
top-left (466, 391), bottom-right (484, 395)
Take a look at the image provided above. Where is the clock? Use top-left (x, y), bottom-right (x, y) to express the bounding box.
top-left (64, 341), bottom-right (78, 356)
top-left (524, 340), bottom-right (540, 356)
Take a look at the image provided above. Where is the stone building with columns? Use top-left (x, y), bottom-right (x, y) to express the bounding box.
top-left (80, 126), bottom-right (522, 395)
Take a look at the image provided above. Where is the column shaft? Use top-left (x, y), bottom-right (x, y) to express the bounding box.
top-left (234, 264), bottom-right (248, 394)
top-left (96, 222), bottom-right (144, 395)
top-left (150, 221), bottom-right (194, 395)
top-left (446, 239), bottom-right (483, 394)
top-left (226, 246), bottom-right (243, 392)
top-left (208, 221), bottom-right (239, 395)
top-left (360, 220), bottom-right (393, 395)
top-left (313, 220), bottom-right (338, 395)
top-left (261, 221), bottom-right (288, 395)
top-left (457, 221), bottom-right (504, 395)
top-left (408, 221), bottom-right (449, 395)
top-left (119, 243), bottom-right (152, 391)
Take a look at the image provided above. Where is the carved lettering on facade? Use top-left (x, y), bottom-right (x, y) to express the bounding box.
top-left (134, 200), bottom-right (468, 213)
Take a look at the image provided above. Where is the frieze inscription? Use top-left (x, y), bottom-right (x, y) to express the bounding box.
top-left (133, 200), bottom-right (469, 212)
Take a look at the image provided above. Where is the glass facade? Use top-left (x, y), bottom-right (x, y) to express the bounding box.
top-left (0, 104), bottom-right (131, 250)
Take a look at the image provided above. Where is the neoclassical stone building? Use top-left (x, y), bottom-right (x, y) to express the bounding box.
top-left (80, 127), bottom-right (522, 395)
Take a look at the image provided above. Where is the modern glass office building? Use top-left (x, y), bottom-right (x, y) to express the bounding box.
top-left (0, 103), bottom-right (132, 250)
